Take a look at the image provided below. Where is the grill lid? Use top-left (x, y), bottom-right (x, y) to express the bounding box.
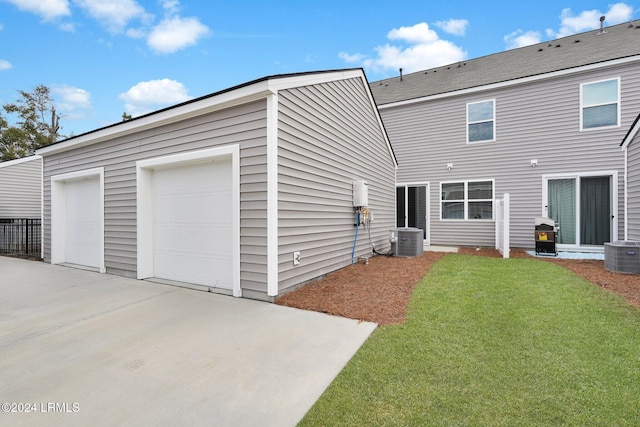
top-left (534, 217), bottom-right (555, 228)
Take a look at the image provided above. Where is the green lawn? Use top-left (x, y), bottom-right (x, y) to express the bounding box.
top-left (300, 255), bottom-right (640, 426)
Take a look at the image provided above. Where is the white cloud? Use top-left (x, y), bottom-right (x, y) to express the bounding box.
top-left (161, 0), bottom-right (180, 15)
top-left (119, 79), bottom-right (192, 116)
top-left (338, 52), bottom-right (366, 63)
top-left (4, 0), bottom-right (70, 21)
top-left (552, 2), bottom-right (634, 37)
top-left (52, 85), bottom-right (92, 120)
top-left (340, 22), bottom-right (467, 75)
top-left (147, 16), bottom-right (210, 54)
top-left (504, 30), bottom-right (542, 50)
top-left (58, 22), bottom-right (75, 32)
top-left (434, 19), bottom-right (469, 36)
top-left (73, 0), bottom-right (150, 33)
top-left (125, 27), bottom-right (146, 38)
top-left (0, 59), bottom-right (12, 70)
top-left (387, 22), bottom-right (439, 44)
top-left (6, 0), bottom-right (210, 55)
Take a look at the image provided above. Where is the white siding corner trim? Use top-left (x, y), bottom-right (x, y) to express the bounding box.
top-left (266, 93), bottom-right (279, 297)
top-left (136, 145), bottom-right (241, 297)
top-left (51, 167), bottom-right (105, 273)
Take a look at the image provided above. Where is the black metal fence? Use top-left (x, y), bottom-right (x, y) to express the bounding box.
top-left (0, 219), bottom-right (42, 259)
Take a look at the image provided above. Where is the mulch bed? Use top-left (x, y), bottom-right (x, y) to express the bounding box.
top-left (276, 248), bottom-right (640, 325)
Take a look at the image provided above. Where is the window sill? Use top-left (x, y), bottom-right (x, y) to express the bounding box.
top-left (579, 124), bottom-right (620, 132)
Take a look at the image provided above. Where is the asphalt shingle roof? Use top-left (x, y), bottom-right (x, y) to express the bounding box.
top-left (369, 22), bottom-right (640, 106)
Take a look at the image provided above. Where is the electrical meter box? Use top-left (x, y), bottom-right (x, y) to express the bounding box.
top-left (352, 180), bottom-right (368, 207)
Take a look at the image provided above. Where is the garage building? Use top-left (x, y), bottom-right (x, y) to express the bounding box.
top-left (37, 69), bottom-right (397, 301)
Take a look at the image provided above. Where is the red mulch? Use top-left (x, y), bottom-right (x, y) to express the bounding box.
top-left (276, 252), bottom-right (444, 325)
top-left (276, 248), bottom-right (640, 325)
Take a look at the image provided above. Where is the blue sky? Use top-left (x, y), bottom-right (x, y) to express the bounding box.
top-left (0, 0), bottom-right (637, 137)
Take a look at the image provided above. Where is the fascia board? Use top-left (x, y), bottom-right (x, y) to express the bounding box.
top-left (37, 83), bottom-right (275, 156)
top-left (36, 69), bottom-right (370, 158)
top-left (0, 155), bottom-right (42, 168)
top-left (621, 113), bottom-right (640, 149)
top-left (266, 69), bottom-right (364, 92)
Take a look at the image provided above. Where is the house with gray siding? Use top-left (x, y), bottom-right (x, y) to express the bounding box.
top-left (0, 155), bottom-right (42, 258)
top-left (370, 22), bottom-right (640, 252)
top-left (0, 155), bottom-right (42, 220)
top-left (36, 69), bottom-right (397, 301)
top-left (622, 113), bottom-right (640, 241)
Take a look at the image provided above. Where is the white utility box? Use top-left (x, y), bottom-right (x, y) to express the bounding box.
top-left (352, 180), bottom-right (368, 207)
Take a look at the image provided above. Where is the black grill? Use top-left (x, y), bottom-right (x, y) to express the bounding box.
top-left (534, 217), bottom-right (557, 256)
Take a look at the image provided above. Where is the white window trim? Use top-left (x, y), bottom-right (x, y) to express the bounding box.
top-left (50, 167), bottom-right (105, 273)
top-left (440, 179), bottom-right (495, 221)
top-left (579, 77), bottom-right (620, 131)
top-left (136, 145), bottom-right (241, 297)
top-left (466, 99), bottom-right (496, 144)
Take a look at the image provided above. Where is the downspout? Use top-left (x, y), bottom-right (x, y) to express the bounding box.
top-left (624, 147), bottom-right (628, 240)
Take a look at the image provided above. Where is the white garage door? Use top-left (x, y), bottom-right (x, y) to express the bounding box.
top-left (152, 158), bottom-right (233, 289)
top-left (64, 177), bottom-right (102, 268)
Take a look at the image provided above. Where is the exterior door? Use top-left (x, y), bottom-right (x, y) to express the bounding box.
top-left (397, 184), bottom-right (428, 242)
top-left (546, 175), bottom-right (613, 247)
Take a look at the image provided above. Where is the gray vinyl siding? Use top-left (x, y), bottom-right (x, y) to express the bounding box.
top-left (42, 101), bottom-right (268, 291)
top-left (277, 78), bottom-right (396, 292)
top-left (380, 62), bottom-right (640, 248)
top-left (0, 156), bottom-right (42, 219)
top-left (628, 137), bottom-right (640, 241)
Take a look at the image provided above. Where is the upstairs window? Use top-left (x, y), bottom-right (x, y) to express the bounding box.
top-left (441, 180), bottom-right (494, 220)
top-left (581, 78), bottom-right (619, 130)
top-left (467, 100), bottom-right (495, 143)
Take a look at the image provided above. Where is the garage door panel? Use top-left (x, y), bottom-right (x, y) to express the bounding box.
top-left (151, 158), bottom-right (233, 289)
top-left (64, 178), bottom-right (101, 268)
top-left (153, 224), bottom-right (218, 251)
top-left (154, 194), bottom-right (227, 221)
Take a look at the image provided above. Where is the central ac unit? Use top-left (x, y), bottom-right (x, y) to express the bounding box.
top-left (604, 241), bottom-right (640, 274)
top-left (390, 228), bottom-right (423, 257)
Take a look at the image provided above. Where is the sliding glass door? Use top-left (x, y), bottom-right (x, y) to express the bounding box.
top-left (397, 184), bottom-right (428, 242)
top-left (546, 175), bottom-right (612, 247)
top-left (580, 177), bottom-right (610, 245)
top-left (548, 178), bottom-right (576, 244)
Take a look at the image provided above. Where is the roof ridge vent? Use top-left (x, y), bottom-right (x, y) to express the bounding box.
top-left (597, 15), bottom-right (607, 35)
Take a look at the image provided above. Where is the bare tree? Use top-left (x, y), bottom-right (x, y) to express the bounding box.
top-left (1, 85), bottom-right (64, 161)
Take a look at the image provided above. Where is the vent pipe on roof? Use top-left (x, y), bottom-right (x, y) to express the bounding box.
top-left (597, 15), bottom-right (607, 35)
top-left (399, 68), bottom-right (403, 81)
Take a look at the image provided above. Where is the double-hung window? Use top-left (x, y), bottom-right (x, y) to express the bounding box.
top-left (580, 78), bottom-right (619, 130)
top-left (441, 180), bottom-right (494, 220)
top-left (467, 100), bottom-right (495, 143)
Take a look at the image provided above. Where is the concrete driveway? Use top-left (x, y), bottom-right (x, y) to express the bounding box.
top-left (0, 257), bottom-right (376, 426)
